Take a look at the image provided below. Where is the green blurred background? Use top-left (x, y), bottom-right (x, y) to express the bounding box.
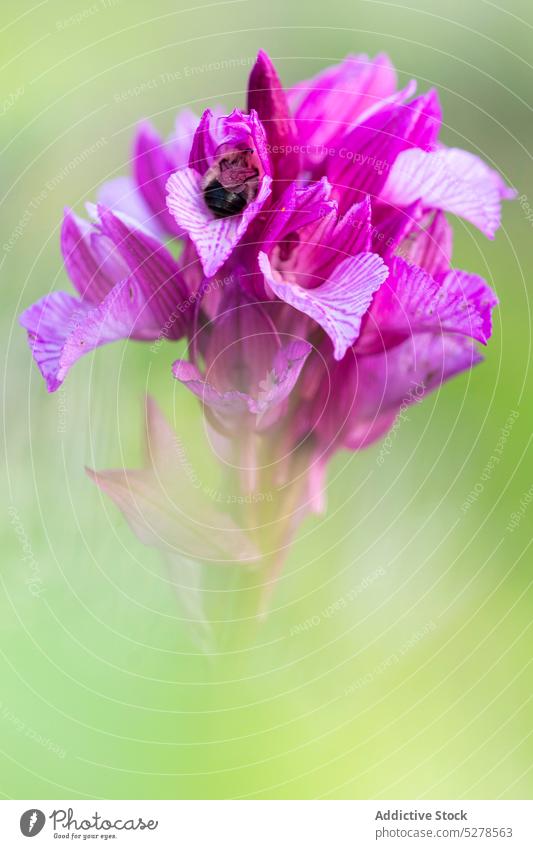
top-left (1, 0), bottom-right (532, 800)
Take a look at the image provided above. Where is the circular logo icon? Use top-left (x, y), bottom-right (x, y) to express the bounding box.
top-left (20, 809), bottom-right (46, 837)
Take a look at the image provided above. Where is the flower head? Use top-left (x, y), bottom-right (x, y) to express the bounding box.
top-left (166, 108), bottom-right (273, 277)
top-left (20, 50), bottom-right (513, 611)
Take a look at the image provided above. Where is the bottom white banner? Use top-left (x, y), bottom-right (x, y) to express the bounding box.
top-left (1, 800), bottom-right (532, 847)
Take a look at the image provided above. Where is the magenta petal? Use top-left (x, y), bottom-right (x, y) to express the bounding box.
top-left (169, 108), bottom-right (273, 275)
top-left (189, 108), bottom-right (271, 177)
top-left (64, 274), bottom-right (175, 346)
top-left (19, 292), bottom-right (90, 392)
top-left (204, 284), bottom-right (279, 392)
top-left (325, 195), bottom-right (373, 259)
top-left (259, 250), bottom-right (389, 360)
top-left (270, 197), bottom-right (370, 287)
top-left (359, 256), bottom-right (498, 352)
top-left (173, 344), bottom-right (311, 427)
top-left (96, 205), bottom-right (189, 338)
top-left (261, 178), bottom-right (332, 249)
top-left (321, 195), bottom-right (372, 273)
top-left (247, 50), bottom-right (300, 185)
top-left (354, 332), bottom-right (483, 422)
top-left (326, 85), bottom-right (440, 208)
top-left (317, 331), bottom-right (482, 451)
top-left (27, 275), bottom-right (180, 391)
top-left (96, 176), bottom-right (164, 239)
top-left (381, 147), bottom-right (512, 238)
top-left (434, 268), bottom-right (498, 343)
top-left (22, 203), bottom-right (191, 391)
top-left (133, 120), bottom-right (182, 235)
top-left (370, 200), bottom-right (421, 260)
top-left (188, 109), bottom-right (217, 174)
top-left (400, 210), bottom-right (452, 275)
top-left (167, 167), bottom-right (272, 277)
top-left (172, 360), bottom-right (251, 415)
top-left (96, 203), bottom-right (169, 263)
top-left (253, 340), bottom-right (312, 423)
top-left (61, 209), bottom-right (117, 304)
top-left (344, 411), bottom-right (398, 451)
top-left (290, 53), bottom-right (398, 159)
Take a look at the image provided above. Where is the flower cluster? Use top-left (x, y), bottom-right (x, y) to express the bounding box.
top-left (21, 51), bottom-right (513, 588)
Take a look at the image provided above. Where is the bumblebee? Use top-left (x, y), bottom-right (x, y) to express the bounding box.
top-left (202, 146), bottom-right (260, 219)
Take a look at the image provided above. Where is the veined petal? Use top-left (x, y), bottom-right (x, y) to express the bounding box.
top-left (60, 209), bottom-right (118, 304)
top-left (20, 264), bottom-right (187, 392)
top-left (189, 107), bottom-right (271, 177)
top-left (399, 209), bottom-right (452, 275)
top-left (358, 256), bottom-right (498, 353)
top-left (435, 267), bottom-right (498, 343)
top-left (62, 273), bottom-right (175, 347)
top-left (316, 331), bottom-right (483, 452)
top-left (267, 195), bottom-right (371, 291)
top-left (333, 195), bottom-right (373, 255)
top-left (96, 176), bottom-right (164, 239)
top-left (370, 200), bottom-right (422, 260)
top-left (188, 109), bottom-right (218, 174)
top-left (172, 359), bottom-right (251, 415)
top-left (259, 250), bottom-right (389, 360)
top-left (253, 339), bottom-right (312, 424)
top-left (96, 205), bottom-right (189, 337)
top-left (353, 332), bottom-right (483, 422)
top-left (261, 178), bottom-right (332, 249)
top-left (326, 87), bottom-right (440, 209)
top-left (19, 292), bottom-right (90, 392)
top-left (381, 147), bottom-right (513, 238)
top-left (174, 336), bottom-right (311, 428)
top-left (204, 283), bottom-right (279, 392)
top-left (166, 167), bottom-right (272, 277)
top-left (247, 50), bottom-right (300, 185)
top-left (289, 53), bottom-right (398, 160)
top-left (133, 120), bottom-right (182, 235)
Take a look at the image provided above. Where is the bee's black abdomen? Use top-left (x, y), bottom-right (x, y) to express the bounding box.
top-left (203, 179), bottom-right (248, 218)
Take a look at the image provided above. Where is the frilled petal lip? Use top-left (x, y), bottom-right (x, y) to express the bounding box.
top-left (172, 339), bottom-right (312, 424)
top-left (381, 147), bottom-right (515, 238)
top-left (258, 250), bottom-right (389, 360)
top-left (166, 167), bottom-right (272, 277)
top-left (357, 256), bottom-right (499, 354)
